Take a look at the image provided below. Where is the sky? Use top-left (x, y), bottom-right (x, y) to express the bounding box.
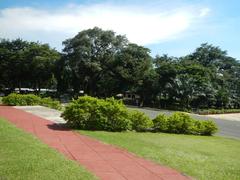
top-left (0, 0), bottom-right (239, 59)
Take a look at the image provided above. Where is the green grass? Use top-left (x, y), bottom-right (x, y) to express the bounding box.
top-left (0, 118), bottom-right (97, 180)
top-left (79, 130), bottom-right (240, 180)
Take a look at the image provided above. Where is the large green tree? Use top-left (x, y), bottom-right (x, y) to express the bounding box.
top-left (0, 39), bottom-right (60, 91)
top-left (114, 43), bottom-right (153, 105)
top-left (62, 27), bottom-right (127, 95)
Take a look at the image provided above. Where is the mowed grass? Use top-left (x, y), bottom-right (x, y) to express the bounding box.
top-left (79, 131), bottom-right (240, 180)
top-left (0, 118), bottom-right (97, 180)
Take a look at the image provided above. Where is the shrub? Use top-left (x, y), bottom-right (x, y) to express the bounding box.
top-left (152, 112), bottom-right (218, 135)
top-left (167, 112), bottom-right (195, 134)
top-left (2, 93), bottom-right (61, 110)
top-left (129, 110), bottom-right (153, 132)
top-left (61, 96), bottom-right (131, 131)
top-left (2, 93), bottom-right (41, 105)
top-left (40, 97), bottom-right (62, 110)
top-left (199, 120), bottom-right (218, 135)
top-left (198, 108), bottom-right (240, 115)
top-left (152, 114), bottom-right (169, 132)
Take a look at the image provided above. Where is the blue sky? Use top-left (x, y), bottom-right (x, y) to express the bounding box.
top-left (0, 0), bottom-right (239, 59)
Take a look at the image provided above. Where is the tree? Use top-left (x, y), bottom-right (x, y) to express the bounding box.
top-left (0, 39), bottom-right (29, 90)
top-left (62, 27), bottom-right (127, 95)
top-left (114, 43), bottom-right (153, 105)
top-left (154, 55), bottom-right (179, 108)
top-left (189, 43), bottom-right (227, 67)
top-left (25, 42), bottom-right (60, 91)
top-left (0, 39), bottom-right (60, 91)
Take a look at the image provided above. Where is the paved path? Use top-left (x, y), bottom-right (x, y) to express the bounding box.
top-left (0, 106), bottom-right (190, 180)
top-left (129, 107), bottom-right (240, 139)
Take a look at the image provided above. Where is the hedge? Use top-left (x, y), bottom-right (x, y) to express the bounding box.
top-left (153, 112), bottom-right (218, 135)
top-left (62, 96), bottom-right (218, 135)
top-left (198, 109), bottom-right (240, 115)
top-left (2, 93), bottom-right (62, 110)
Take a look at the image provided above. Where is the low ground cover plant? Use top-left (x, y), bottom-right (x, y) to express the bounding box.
top-left (2, 93), bottom-right (62, 110)
top-left (198, 108), bottom-right (240, 115)
top-left (153, 112), bottom-right (218, 135)
top-left (62, 96), bottom-right (218, 135)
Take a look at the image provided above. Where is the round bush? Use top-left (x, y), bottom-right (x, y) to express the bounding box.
top-left (61, 96), bottom-right (131, 131)
top-left (168, 112), bottom-right (195, 134)
top-left (199, 120), bottom-right (218, 135)
top-left (129, 110), bottom-right (153, 132)
top-left (152, 114), bottom-right (169, 132)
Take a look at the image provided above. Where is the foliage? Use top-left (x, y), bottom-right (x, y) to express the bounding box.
top-left (128, 110), bottom-right (153, 132)
top-left (61, 96), bottom-right (131, 131)
top-left (1, 28), bottom-right (240, 111)
top-left (152, 114), bottom-right (169, 132)
top-left (2, 93), bottom-right (41, 105)
top-left (198, 108), bottom-right (240, 115)
top-left (193, 120), bottom-right (218, 135)
top-left (40, 97), bottom-right (62, 110)
top-left (152, 112), bottom-right (218, 135)
top-left (2, 93), bottom-right (61, 110)
top-left (167, 112), bottom-right (196, 134)
top-left (0, 39), bottom-right (60, 91)
top-left (62, 27), bottom-right (128, 95)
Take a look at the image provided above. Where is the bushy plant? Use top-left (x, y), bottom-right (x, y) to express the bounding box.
top-left (2, 93), bottom-right (62, 110)
top-left (129, 110), bottom-right (153, 132)
top-left (2, 93), bottom-right (41, 105)
top-left (61, 96), bottom-right (131, 131)
top-left (152, 114), bottom-right (169, 132)
top-left (200, 120), bottom-right (218, 135)
top-left (152, 112), bottom-right (218, 135)
top-left (198, 109), bottom-right (240, 115)
top-left (167, 112), bottom-right (195, 134)
top-left (40, 97), bottom-right (62, 110)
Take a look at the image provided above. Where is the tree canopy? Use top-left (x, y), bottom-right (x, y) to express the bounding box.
top-left (1, 27), bottom-right (240, 110)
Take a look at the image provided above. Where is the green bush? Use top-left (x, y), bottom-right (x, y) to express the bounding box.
top-left (2, 93), bottom-right (41, 105)
top-left (198, 109), bottom-right (240, 115)
top-left (200, 120), bottom-right (218, 135)
top-left (61, 96), bottom-right (131, 131)
top-left (40, 97), bottom-right (62, 110)
top-left (2, 93), bottom-right (61, 110)
top-left (167, 112), bottom-right (195, 134)
top-left (152, 114), bottom-right (169, 132)
top-left (152, 112), bottom-right (218, 135)
top-left (129, 110), bottom-right (153, 132)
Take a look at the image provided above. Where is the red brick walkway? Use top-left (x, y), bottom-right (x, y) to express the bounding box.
top-left (0, 106), bottom-right (191, 180)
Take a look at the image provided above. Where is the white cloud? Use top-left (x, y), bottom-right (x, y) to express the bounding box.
top-left (0, 3), bottom-right (210, 49)
top-left (199, 8), bottom-right (210, 17)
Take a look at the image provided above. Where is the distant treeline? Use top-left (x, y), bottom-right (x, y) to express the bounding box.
top-left (1, 27), bottom-right (240, 110)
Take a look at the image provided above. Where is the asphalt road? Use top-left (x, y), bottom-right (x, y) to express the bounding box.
top-left (128, 107), bottom-right (240, 139)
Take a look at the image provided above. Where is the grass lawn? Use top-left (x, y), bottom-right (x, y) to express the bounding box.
top-left (79, 131), bottom-right (240, 180)
top-left (0, 118), bottom-right (97, 180)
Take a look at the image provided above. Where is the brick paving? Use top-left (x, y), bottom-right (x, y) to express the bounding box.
top-left (0, 106), bottom-right (191, 180)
